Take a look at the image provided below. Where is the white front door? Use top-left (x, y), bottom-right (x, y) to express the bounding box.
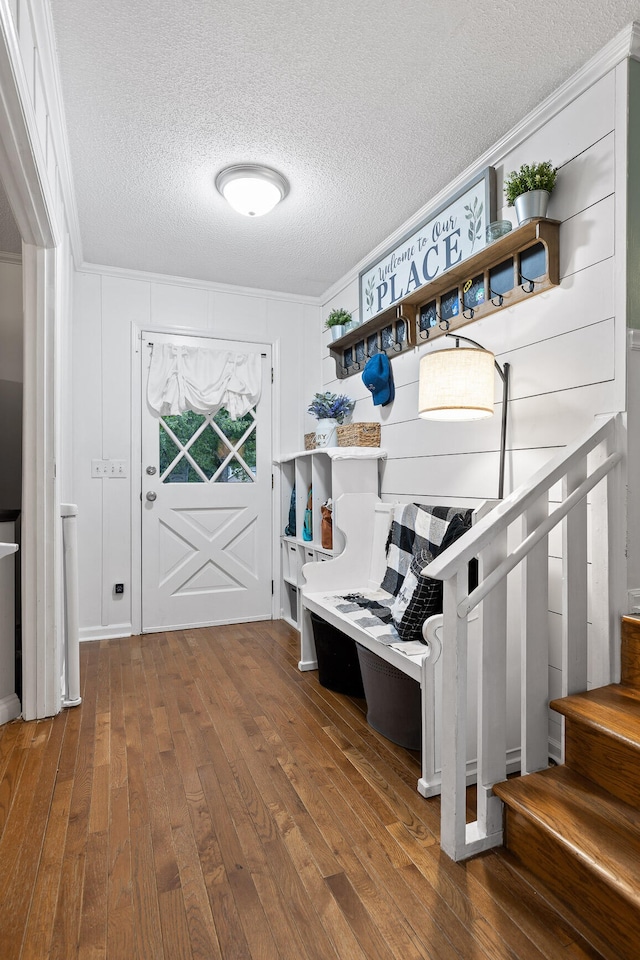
top-left (141, 332), bottom-right (272, 633)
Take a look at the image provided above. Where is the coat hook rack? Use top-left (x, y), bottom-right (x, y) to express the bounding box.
top-left (329, 218), bottom-right (560, 378)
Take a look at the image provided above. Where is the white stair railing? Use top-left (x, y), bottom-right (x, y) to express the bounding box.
top-left (423, 414), bottom-right (624, 861)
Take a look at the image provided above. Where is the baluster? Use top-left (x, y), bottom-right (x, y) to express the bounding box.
top-left (562, 460), bottom-right (588, 705)
top-left (521, 495), bottom-right (550, 773)
top-left (440, 570), bottom-right (469, 861)
top-left (419, 628), bottom-right (438, 795)
top-left (589, 417), bottom-right (623, 686)
top-left (476, 531), bottom-right (508, 841)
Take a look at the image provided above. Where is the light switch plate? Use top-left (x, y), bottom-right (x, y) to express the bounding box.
top-left (91, 458), bottom-right (128, 478)
top-left (91, 458), bottom-right (109, 477)
top-left (110, 460), bottom-right (127, 477)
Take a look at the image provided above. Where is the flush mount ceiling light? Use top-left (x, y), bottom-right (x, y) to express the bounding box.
top-left (215, 164), bottom-right (289, 217)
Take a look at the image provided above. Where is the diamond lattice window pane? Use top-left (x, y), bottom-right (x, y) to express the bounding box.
top-left (188, 424), bottom-right (224, 480)
top-left (215, 458), bottom-right (253, 483)
top-left (159, 426), bottom-right (181, 476)
top-left (162, 412), bottom-right (206, 445)
top-left (164, 460), bottom-right (203, 483)
top-left (213, 407), bottom-right (254, 442)
top-left (238, 438), bottom-right (256, 472)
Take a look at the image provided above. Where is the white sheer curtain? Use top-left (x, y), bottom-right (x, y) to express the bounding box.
top-left (147, 342), bottom-right (262, 420)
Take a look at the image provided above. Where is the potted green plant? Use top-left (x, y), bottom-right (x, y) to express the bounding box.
top-left (504, 160), bottom-right (557, 225)
top-left (325, 308), bottom-right (352, 342)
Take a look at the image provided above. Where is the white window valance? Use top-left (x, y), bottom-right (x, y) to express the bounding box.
top-left (147, 343), bottom-right (262, 420)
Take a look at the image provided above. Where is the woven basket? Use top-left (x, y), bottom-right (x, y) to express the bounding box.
top-left (337, 422), bottom-right (381, 447)
top-left (304, 432), bottom-right (316, 450)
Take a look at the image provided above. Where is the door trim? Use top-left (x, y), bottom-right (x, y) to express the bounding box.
top-left (131, 323), bottom-right (277, 636)
top-left (0, 7), bottom-right (59, 719)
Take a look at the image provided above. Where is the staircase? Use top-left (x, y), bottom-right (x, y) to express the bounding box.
top-left (494, 616), bottom-right (640, 960)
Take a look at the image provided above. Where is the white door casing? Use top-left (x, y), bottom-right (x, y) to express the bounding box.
top-left (141, 332), bottom-right (272, 633)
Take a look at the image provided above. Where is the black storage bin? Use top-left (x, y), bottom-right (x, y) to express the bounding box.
top-left (310, 612), bottom-right (365, 697)
top-left (356, 644), bottom-right (421, 750)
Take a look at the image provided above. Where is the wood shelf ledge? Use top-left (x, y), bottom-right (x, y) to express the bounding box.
top-left (330, 217), bottom-right (560, 379)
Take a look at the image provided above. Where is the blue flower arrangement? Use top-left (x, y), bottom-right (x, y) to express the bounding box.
top-left (308, 391), bottom-right (354, 423)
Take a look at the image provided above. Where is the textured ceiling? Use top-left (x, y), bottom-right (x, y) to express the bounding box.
top-left (49, 0), bottom-right (640, 298)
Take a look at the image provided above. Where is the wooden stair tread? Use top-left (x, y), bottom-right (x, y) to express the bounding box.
top-left (493, 766), bottom-right (640, 907)
top-left (549, 683), bottom-right (640, 746)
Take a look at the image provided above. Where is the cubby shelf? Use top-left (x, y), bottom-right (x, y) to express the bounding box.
top-left (275, 447), bottom-right (386, 628)
top-left (330, 217), bottom-right (560, 379)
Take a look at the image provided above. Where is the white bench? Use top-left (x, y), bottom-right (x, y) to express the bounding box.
top-left (300, 492), bottom-right (521, 798)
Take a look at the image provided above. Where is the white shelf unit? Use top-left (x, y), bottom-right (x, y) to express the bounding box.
top-left (275, 446), bottom-right (386, 628)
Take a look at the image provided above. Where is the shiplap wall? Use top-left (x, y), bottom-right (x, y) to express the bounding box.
top-left (72, 270), bottom-right (321, 639)
top-left (319, 64), bottom-right (628, 752)
top-left (321, 71), bottom-right (621, 498)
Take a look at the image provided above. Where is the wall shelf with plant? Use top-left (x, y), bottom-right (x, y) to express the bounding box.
top-left (329, 216), bottom-right (560, 379)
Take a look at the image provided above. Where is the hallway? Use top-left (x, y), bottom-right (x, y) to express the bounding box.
top-left (0, 622), bottom-right (603, 959)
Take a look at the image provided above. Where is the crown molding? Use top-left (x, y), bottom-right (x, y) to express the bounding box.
top-left (321, 21), bottom-right (640, 307)
top-left (78, 259), bottom-right (322, 306)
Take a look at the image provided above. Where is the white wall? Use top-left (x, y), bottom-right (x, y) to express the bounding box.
top-left (0, 259), bottom-right (22, 509)
top-left (72, 269), bottom-right (321, 639)
top-left (318, 62), bottom-right (629, 751)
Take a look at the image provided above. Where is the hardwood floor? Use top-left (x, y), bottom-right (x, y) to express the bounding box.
top-left (0, 620), bottom-right (605, 959)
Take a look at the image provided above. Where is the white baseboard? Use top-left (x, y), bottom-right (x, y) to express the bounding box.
top-left (298, 658), bottom-right (318, 671)
top-left (0, 692), bottom-right (21, 725)
top-left (548, 737), bottom-right (563, 764)
top-left (79, 624), bottom-right (133, 642)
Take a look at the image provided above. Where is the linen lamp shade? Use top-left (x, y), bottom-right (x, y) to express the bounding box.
top-left (418, 347), bottom-right (495, 421)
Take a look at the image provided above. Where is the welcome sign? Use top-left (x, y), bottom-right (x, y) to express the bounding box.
top-left (359, 167), bottom-right (496, 323)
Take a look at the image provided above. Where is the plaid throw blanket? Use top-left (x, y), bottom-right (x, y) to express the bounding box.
top-left (381, 503), bottom-right (473, 596)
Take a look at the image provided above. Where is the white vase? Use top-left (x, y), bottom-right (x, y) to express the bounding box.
top-left (315, 418), bottom-right (338, 448)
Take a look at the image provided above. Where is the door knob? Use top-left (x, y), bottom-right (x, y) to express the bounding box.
top-left (146, 466), bottom-right (157, 475)
top-left (146, 491), bottom-right (157, 502)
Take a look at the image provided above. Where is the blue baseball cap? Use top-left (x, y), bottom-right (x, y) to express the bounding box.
top-left (362, 353), bottom-right (395, 406)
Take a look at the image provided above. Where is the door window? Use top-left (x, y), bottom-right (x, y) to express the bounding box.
top-left (159, 407), bottom-right (257, 484)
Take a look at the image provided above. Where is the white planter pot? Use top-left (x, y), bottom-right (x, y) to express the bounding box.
top-left (330, 325), bottom-right (345, 342)
top-left (514, 189), bottom-right (550, 226)
top-left (315, 418), bottom-right (338, 448)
